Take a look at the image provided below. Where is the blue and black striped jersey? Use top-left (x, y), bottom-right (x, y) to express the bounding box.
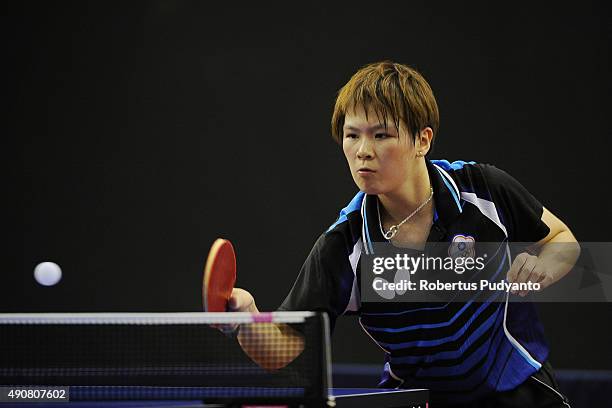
top-left (279, 158), bottom-right (551, 405)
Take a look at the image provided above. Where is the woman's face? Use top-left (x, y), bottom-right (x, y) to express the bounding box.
top-left (342, 104), bottom-right (420, 195)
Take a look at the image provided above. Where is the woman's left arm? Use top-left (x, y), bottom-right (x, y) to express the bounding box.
top-left (506, 207), bottom-right (581, 296)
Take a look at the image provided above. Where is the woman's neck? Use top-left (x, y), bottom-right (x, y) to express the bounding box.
top-left (378, 160), bottom-right (433, 224)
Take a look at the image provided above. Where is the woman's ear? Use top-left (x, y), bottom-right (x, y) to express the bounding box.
top-left (416, 127), bottom-right (434, 156)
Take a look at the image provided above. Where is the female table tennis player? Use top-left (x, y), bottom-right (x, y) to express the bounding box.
top-left (228, 61), bottom-right (579, 408)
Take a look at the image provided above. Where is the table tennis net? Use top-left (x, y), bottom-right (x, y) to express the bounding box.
top-left (0, 312), bottom-right (331, 402)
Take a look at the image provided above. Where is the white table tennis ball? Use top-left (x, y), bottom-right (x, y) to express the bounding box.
top-left (34, 262), bottom-right (62, 286)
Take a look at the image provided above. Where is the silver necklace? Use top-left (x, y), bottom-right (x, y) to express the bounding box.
top-left (382, 187), bottom-right (434, 240)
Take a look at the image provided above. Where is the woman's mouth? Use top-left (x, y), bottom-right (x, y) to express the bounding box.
top-left (357, 168), bottom-right (375, 175)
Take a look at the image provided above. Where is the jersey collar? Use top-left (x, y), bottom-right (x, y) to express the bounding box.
top-left (360, 158), bottom-right (463, 252)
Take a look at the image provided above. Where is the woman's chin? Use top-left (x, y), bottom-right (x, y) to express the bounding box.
top-left (358, 184), bottom-right (383, 195)
top-left (353, 178), bottom-right (385, 195)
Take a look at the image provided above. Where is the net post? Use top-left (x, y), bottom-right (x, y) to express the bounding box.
top-left (318, 312), bottom-right (334, 407)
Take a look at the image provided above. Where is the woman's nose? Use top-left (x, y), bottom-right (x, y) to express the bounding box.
top-left (357, 140), bottom-right (373, 159)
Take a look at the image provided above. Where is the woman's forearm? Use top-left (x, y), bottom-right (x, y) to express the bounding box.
top-left (237, 322), bottom-right (305, 370)
top-left (536, 230), bottom-right (580, 286)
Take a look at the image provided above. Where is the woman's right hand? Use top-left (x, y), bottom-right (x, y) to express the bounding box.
top-left (227, 288), bottom-right (259, 313)
top-left (211, 288), bottom-right (258, 335)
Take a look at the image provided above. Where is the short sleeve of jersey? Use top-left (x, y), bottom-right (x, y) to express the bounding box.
top-left (480, 164), bottom-right (550, 243)
top-left (277, 231), bottom-right (355, 333)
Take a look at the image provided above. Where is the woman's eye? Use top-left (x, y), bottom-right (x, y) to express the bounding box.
top-left (375, 133), bottom-right (389, 139)
top-left (345, 133), bottom-right (358, 139)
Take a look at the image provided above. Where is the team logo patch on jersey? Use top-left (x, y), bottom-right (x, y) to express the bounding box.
top-left (448, 234), bottom-right (476, 260)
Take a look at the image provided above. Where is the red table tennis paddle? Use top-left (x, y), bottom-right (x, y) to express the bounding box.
top-left (202, 238), bottom-right (237, 312)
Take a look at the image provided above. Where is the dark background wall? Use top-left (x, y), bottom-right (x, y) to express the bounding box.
top-left (9, 1), bottom-right (611, 369)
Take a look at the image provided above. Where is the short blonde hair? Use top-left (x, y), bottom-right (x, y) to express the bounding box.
top-left (331, 61), bottom-right (439, 148)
